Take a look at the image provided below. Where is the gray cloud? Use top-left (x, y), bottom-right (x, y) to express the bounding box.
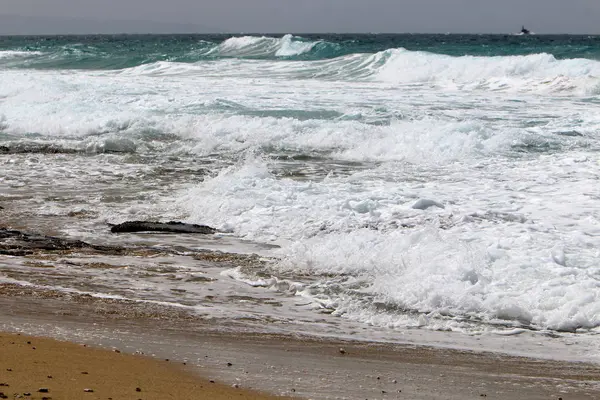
top-left (2, 0), bottom-right (600, 34)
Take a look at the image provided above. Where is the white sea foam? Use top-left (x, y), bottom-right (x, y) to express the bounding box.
top-left (177, 151), bottom-right (600, 333)
top-left (217, 34), bottom-right (318, 58)
top-left (0, 50), bottom-right (43, 59)
top-left (2, 49), bottom-right (600, 338)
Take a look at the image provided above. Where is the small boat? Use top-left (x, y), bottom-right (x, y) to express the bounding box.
top-left (520, 26), bottom-right (531, 35)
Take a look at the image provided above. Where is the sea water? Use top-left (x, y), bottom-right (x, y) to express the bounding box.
top-left (1, 34), bottom-right (599, 355)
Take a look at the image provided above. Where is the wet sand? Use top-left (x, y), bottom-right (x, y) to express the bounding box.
top-left (1, 290), bottom-right (599, 400)
top-left (0, 333), bottom-right (286, 400)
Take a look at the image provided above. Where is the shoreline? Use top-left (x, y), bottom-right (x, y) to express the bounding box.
top-left (0, 332), bottom-right (287, 400)
top-left (1, 292), bottom-right (599, 400)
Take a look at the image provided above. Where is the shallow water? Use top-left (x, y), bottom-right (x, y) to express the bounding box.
top-left (1, 34), bottom-right (600, 354)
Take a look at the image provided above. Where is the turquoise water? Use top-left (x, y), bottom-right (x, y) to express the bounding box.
top-left (1, 34), bottom-right (600, 69)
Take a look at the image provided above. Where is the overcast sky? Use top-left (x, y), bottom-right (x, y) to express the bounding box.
top-left (2, 0), bottom-right (600, 34)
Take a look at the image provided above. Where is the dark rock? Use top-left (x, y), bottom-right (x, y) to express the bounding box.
top-left (38, 388), bottom-right (49, 393)
top-left (110, 221), bottom-right (216, 235)
top-left (227, 362), bottom-right (232, 367)
top-left (83, 388), bottom-right (94, 393)
top-left (0, 228), bottom-right (123, 256)
top-left (0, 392), bottom-right (7, 399)
top-left (0, 143), bottom-right (78, 155)
top-left (81, 371), bottom-right (88, 375)
top-left (135, 388), bottom-right (141, 392)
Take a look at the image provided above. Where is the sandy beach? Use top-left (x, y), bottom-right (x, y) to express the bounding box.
top-left (0, 332), bottom-right (287, 400)
top-left (1, 288), bottom-right (599, 400)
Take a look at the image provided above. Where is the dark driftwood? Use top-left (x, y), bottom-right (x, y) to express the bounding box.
top-left (110, 221), bottom-right (216, 234)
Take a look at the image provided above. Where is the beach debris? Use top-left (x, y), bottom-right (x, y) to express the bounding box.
top-left (47, 375), bottom-right (53, 378)
top-left (23, 392), bottom-right (31, 396)
top-left (392, 379), bottom-right (397, 383)
top-left (114, 349), bottom-right (121, 353)
top-left (232, 384), bottom-right (239, 388)
top-left (110, 221), bottom-right (216, 235)
top-left (411, 198), bottom-right (444, 210)
top-left (81, 371), bottom-right (88, 374)
top-left (227, 362), bottom-right (233, 366)
top-left (26, 341), bottom-right (31, 344)
top-left (0, 393), bottom-right (7, 399)
top-left (0, 384), bottom-right (7, 387)
top-left (209, 380), bottom-right (215, 383)
top-left (136, 388), bottom-right (141, 392)
top-left (339, 347), bottom-right (346, 354)
top-left (5, 369), bottom-right (11, 372)
top-left (38, 388), bottom-right (49, 393)
top-left (83, 388), bottom-right (94, 392)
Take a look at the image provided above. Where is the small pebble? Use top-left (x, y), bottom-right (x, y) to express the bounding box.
top-left (32, 347), bottom-right (36, 350)
top-left (165, 359), bottom-right (169, 362)
top-left (209, 380), bottom-right (215, 383)
top-left (183, 362), bottom-right (187, 365)
top-left (136, 388), bottom-right (141, 392)
top-left (38, 388), bottom-right (49, 393)
top-left (27, 341), bottom-right (31, 344)
top-left (392, 379), bottom-right (397, 383)
top-left (81, 371), bottom-right (89, 375)
top-left (376, 376), bottom-right (380, 380)
top-left (227, 362), bottom-right (233, 367)
top-left (47, 375), bottom-right (53, 379)
top-left (291, 388), bottom-right (296, 392)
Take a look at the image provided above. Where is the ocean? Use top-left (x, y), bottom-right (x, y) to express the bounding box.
top-left (1, 33), bottom-right (599, 356)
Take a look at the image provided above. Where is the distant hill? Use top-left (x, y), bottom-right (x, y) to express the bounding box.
top-left (0, 14), bottom-right (221, 35)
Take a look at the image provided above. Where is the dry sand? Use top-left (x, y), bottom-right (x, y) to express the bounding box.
top-left (0, 332), bottom-right (286, 400)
